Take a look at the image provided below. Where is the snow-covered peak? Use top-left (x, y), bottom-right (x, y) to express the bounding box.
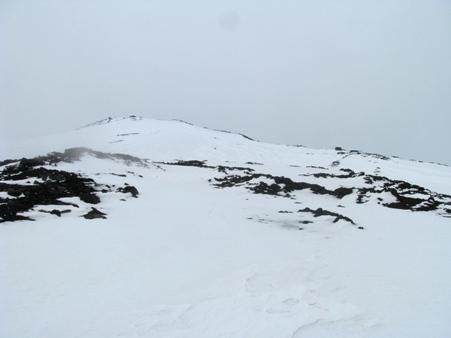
top-left (79, 115), bottom-right (144, 128)
top-left (4, 116), bottom-right (451, 195)
top-left (6, 116), bottom-right (256, 160)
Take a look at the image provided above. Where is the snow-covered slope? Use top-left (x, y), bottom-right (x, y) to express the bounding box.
top-left (4, 116), bottom-right (451, 195)
top-left (1, 116), bottom-right (451, 338)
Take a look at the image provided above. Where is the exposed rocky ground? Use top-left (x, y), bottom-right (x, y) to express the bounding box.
top-left (2, 147), bottom-right (450, 225)
top-left (0, 148), bottom-right (141, 222)
top-left (159, 159), bottom-right (451, 227)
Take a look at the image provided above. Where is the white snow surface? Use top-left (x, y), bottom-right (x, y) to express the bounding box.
top-left (1, 116), bottom-right (451, 338)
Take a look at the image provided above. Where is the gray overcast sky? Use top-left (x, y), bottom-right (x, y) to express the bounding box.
top-left (1, 0), bottom-right (450, 163)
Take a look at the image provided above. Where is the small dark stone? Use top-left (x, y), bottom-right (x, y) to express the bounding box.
top-left (82, 207), bottom-right (107, 219)
top-left (110, 173), bottom-right (126, 177)
top-left (117, 185), bottom-right (139, 198)
top-left (50, 209), bottom-right (62, 217)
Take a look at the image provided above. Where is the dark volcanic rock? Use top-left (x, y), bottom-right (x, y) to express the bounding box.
top-left (304, 168), bottom-right (365, 179)
top-left (110, 173), bottom-right (127, 177)
top-left (217, 165), bottom-right (254, 174)
top-left (82, 207), bottom-right (107, 219)
top-left (0, 164), bottom-right (101, 222)
top-left (1, 147), bottom-right (149, 168)
top-left (0, 147), bottom-right (148, 222)
top-left (298, 207), bottom-right (356, 225)
top-left (356, 175), bottom-right (450, 212)
top-left (299, 168), bottom-right (451, 215)
top-left (155, 157), bottom-right (451, 219)
top-left (38, 209), bottom-right (72, 217)
top-left (214, 173), bottom-right (354, 199)
top-left (117, 185), bottom-right (139, 198)
top-left (164, 160), bottom-right (213, 168)
top-left (160, 160), bottom-right (254, 175)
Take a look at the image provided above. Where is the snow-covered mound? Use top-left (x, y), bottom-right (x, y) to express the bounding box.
top-left (1, 116), bottom-right (451, 338)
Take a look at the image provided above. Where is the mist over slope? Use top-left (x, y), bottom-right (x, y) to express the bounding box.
top-left (1, 116), bottom-right (451, 338)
